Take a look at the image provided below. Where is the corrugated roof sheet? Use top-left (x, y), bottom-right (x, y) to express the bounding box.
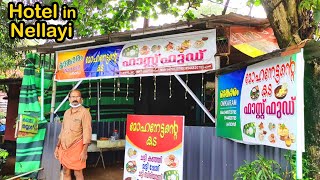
top-left (15, 13), bottom-right (270, 53)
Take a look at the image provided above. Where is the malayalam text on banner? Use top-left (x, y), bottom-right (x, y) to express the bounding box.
top-left (55, 30), bottom-right (216, 81)
top-left (216, 51), bottom-right (304, 151)
top-left (123, 115), bottom-right (185, 180)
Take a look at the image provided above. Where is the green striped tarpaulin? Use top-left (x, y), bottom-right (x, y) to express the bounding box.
top-left (15, 53), bottom-right (52, 179)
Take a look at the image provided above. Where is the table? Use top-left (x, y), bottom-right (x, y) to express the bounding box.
top-left (88, 140), bottom-right (125, 169)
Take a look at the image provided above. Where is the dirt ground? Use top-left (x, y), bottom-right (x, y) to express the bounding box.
top-left (1, 156), bottom-right (15, 177)
top-left (84, 164), bottom-right (124, 180)
top-left (2, 156), bottom-right (124, 180)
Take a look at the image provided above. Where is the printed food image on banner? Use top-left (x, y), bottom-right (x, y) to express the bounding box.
top-left (123, 115), bottom-right (185, 180)
top-left (217, 51), bottom-right (304, 151)
top-left (119, 30), bottom-right (216, 77)
top-left (55, 30), bottom-right (216, 82)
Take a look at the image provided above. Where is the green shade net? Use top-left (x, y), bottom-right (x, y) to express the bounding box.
top-left (54, 78), bottom-right (135, 122)
top-left (15, 53), bottom-right (52, 179)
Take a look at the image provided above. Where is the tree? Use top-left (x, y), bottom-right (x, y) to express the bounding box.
top-left (48, 0), bottom-right (222, 37)
top-left (247, 1), bottom-right (320, 179)
top-left (0, 2), bottom-right (22, 74)
top-left (248, 0), bottom-right (319, 48)
top-left (0, 0), bottom-right (224, 72)
top-left (245, 1), bottom-right (320, 178)
top-left (45, 0), bottom-right (320, 46)
top-left (251, 1), bottom-right (320, 179)
top-left (302, 40), bottom-right (320, 179)
top-left (2, 0), bottom-right (319, 50)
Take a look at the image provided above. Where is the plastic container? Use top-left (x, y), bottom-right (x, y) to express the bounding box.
top-left (113, 129), bottom-right (119, 140)
top-left (91, 134), bottom-right (97, 140)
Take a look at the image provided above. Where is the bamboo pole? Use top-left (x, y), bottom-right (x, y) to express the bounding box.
top-left (7, 168), bottom-right (44, 180)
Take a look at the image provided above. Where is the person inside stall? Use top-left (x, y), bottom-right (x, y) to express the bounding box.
top-left (54, 89), bottom-right (92, 180)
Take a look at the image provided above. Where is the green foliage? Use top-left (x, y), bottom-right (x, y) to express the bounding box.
top-left (283, 151), bottom-right (315, 180)
top-left (248, 0), bottom-right (320, 11)
top-left (234, 152), bottom-right (316, 180)
top-left (186, 1), bottom-right (224, 19)
top-left (247, 0), bottom-right (320, 41)
top-left (0, 148), bottom-right (9, 173)
top-left (0, 148), bottom-right (8, 159)
top-left (1, 0), bottom-right (318, 73)
top-left (3, 0), bottom-right (226, 39)
top-left (233, 154), bottom-right (283, 180)
top-left (0, 2), bottom-right (22, 73)
top-left (299, 0), bottom-right (320, 11)
top-left (300, 0), bottom-right (320, 26)
top-left (303, 40), bottom-right (320, 179)
top-left (0, 112), bottom-right (6, 119)
top-left (1, 0), bottom-right (221, 72)
top-left (246, 0), bottom-right (261, 6)
top-left (43, 0), bottom-right (211, 37)
top-left (0, 148), bottom-right (9, 180)
top-left (184, 10), bottom-right (196, 20)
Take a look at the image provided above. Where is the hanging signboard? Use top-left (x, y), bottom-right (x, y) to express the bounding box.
top-left (230, 26), bottom-right (279, 58)
top-left (18, 114), bottom-right (38, 134)
top-left (123, 115), bottom-right (184, 180)
top-left (216, 50), bottom-right (305, 151)
top-left (55, 30), bottom-right (216, 82)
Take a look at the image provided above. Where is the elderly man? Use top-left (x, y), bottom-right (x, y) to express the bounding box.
top-left (54, 89), bottom-right (92, 180)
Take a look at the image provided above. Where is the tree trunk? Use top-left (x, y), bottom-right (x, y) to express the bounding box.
top-left (143, 18), bottom-right (149, 29)
top-left (261, 0), bottom-right (301, 48)
top-left (262, 1), bottom-right (320, 177)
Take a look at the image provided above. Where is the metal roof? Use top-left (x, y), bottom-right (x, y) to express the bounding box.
top-left (15, 13), bottom-right (270, 53)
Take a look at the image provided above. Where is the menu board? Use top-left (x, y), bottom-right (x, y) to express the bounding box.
top-left (216, 51), bottom-right (304, 150)
top-left (123, 115), bottom-right (184, 180)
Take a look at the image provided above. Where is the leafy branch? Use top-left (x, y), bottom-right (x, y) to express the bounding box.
top-left (234, 153), bottom-right (316, 180)
top-left (234, 154), bottom-right (283, 180)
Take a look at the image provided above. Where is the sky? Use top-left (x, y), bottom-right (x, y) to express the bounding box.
top-left (132, 0), bottom-right (267, 28)
top-left (29, 0), bottom-right (267, 30)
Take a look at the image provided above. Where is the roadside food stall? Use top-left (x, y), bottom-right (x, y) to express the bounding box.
top-left (52, 29), bottom-right (217, 175)
top-left (10, 13), bottom-right (306, 180)
top-left (51, 26), bottom-right (306, 180)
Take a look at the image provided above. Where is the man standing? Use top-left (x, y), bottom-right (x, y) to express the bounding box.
top-left (54, 89), bottom-right (92, 180)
